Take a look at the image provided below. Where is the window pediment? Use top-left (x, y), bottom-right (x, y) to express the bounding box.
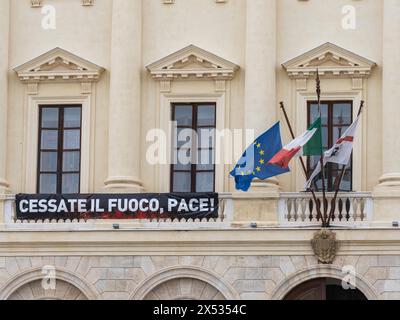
top-left (146, 45), bottom-right (239, 80)
top-left (282, 42), bottom-right (376, 79)
top-left (14, 47), bottom-right (105, 83)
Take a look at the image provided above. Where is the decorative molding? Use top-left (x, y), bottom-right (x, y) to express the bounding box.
top-left (81, 82), bottom-right (92, 94)
top-left (159, 80), bottom-right (171, 93)
top-left (27, 83), bottom-right (38, 95)
top-left (282, 42), bottom-right (377, 79)
top-left (30, 0), bottom-right (42, 7)
top-left (14, 47), bottom-right (105, 84)
top-left (24, 96), bottom-right (92, 194)
top-left (162, 0), bottom-right (227, 3)
top-left (82, 0), bottom-right (94, 6)
top-left (146, 44), bottom-right (239, 81)
top-left (31, 0), bottom-right (94, 7)
top-left (295, 78), bottom-right (307, 91)
top-left (352, 78), bottom-right (363, 90)
top-left (215, 80), bottom-right (226, 92)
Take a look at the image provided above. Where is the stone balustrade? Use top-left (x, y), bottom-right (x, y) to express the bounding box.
top-left (0, 192), bottom-right (376, 230)
top-left (278, 192), bottom-right (373, 227)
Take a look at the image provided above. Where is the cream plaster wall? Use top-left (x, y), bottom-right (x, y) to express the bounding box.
top-left (4, 0), bottom-right (386, 194)
top-left (1, 0), bottom-right (400, 300)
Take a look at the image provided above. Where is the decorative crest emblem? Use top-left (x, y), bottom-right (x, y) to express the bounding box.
top-left (311, 229), bottom-right (338, 264)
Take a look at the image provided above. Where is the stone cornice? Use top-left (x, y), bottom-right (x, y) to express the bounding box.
top-left (282, 42), bottom-right (377, 79)
top-left (14, 47), bottom-right (105, 83)
top-left (0, 229), bottom-right (400, 256)
top-left (146, 44), bottom-right (239, 81)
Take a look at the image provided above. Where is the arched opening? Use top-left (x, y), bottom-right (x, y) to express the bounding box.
top-left (284, 278), bottom-right (368, 300)
top-left (7, 279), bottom-right (88, 300)
top-left (130, 266), bottom-right (240, 300)
top-left (0, 267), bottom-right (99, 300)
top-left (143, 278), bottom-right (226, 300)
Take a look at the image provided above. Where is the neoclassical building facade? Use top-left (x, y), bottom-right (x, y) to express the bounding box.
top-left (0, 0), bottom-right (400, 300)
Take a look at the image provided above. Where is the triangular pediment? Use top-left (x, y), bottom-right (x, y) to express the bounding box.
top-left (282, 42), bottom-right (376, 79)
top-left (14, 47), bottom-right (105, 82)
top-left (146, 45), bottom-right (239, 80)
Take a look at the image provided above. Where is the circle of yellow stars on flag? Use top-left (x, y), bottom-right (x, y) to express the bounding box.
top-left (236, 141), bottom-right (267, 177)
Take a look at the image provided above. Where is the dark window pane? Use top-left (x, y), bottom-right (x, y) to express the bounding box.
top-left (322, 127), bottom-right (328, 147)
top-left (197, 149), bottom-right (214, 170)
top-left (62, 174), bottom-right (80, 194)
top-left (176, 128), bottom-right (193, 148)
top-left (40, 152), bottom-right (57, 172)
top-left (335, 171), bottom-right (352, 191)
top-left (196, 172), bottom-right (214, 192)
top-left (173, 172), bottom-right (191, 192)
top-left (197, 105), bottom-right (215, 126)
top-left (174, 149), bottom-right (191, 170)
top-left (63, 130), bottom-right (80, 149)
top-left (41, 130), bottom-right (58, 149)
top-left (41, 108), bottom-right (59, 128)
top-left (63, 151), bottom-right (80, 172)
top-left (39, 174), bottom-right (57, 194)
top-left (174, 105), bottom-right (192, 126)
top-left (198, 128), bottom-right (215, 148)
top-left (310, 103), bottom-right (328, 125)
top-left (64, 108), bottom-right (81, 128)
top-left (333, 103), bottom-right (352, 125)
top-left (333, 126), bottom-right (349, 143)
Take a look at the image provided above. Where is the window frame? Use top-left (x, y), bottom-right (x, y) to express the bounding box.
top-left (306, 100), bottom-right (354, 192)
top-left (37, 105), bottom-right (83, 194)
top-left (170, 102), bottom-right (217, 193)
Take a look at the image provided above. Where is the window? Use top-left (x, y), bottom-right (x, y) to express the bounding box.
top-left (171, 103), bottom-right (216, 193)
top-left (37, 105), bottom-right (82, 194)
top-left (307, 101), bottom-right (353, 192)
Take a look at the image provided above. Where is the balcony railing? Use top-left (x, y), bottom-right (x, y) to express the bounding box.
top-left (2, 194), bottom-right (234, 230)
top-left (2, 192), bottom-right (374, 230)
top-left (278, 192), bottom-right (373, 227)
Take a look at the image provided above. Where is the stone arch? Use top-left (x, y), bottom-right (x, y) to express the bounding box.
top-left (270, 265), bottom-right (380, 300)
top-left (130, 266), bottom-right (240, 300)
top-left (0, 267), bottom-right (99, 300)
top-left (7, 279), bottom-right (88, 300)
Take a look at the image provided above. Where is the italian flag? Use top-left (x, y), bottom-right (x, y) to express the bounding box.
top-left (268, 118), bottom-right (322, 169)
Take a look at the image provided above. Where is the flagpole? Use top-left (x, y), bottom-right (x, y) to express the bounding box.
top-left (316, 69), bottom-right (328, 227)
top-left (279, 102), bottom-right (323, 222)
top-left (326, 101), bottom-right (365, 227)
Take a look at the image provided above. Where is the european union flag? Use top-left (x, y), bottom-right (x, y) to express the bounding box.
top-left (230, 122), bottom-right (290, 192)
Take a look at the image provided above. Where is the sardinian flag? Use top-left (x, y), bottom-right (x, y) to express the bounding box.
top-left (305, 115), bottom-right (361, 189)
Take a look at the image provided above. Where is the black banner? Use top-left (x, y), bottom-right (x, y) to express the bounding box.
top-left (15, 193), bottom-right (219, 221)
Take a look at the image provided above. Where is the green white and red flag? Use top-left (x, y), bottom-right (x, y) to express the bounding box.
top-left (268, 118), bottom-right (322, 169)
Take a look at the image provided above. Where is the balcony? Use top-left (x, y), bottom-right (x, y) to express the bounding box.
top-left (0, 192), bottom-right (374, 230)
top-left (278, 192), bottom-right (373, 227)
top-left (1, 194), bottom-right (234, 231)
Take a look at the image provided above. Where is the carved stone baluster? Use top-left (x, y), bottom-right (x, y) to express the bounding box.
top-left (286, 199), bottom-right (292, 222)
top-left (333, 196), bottom-right (341, 223)
top-left (305, 199), bottom-right (314, 222)
top-left (360, 198), bottom-right (366, 221)
top-left (300, 198), bottom-right (307, 222)
top-left (311, 198), bottom-right (319, 223)
top-left (291, 199), bottom-right (298, 222)
top-left (348, 198), bottom-right (355, 222)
